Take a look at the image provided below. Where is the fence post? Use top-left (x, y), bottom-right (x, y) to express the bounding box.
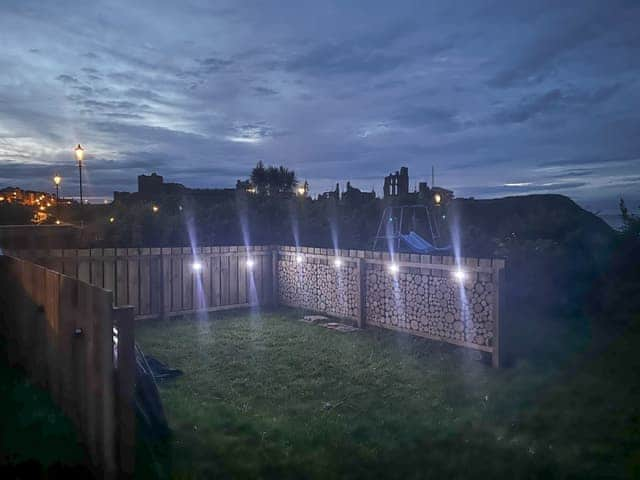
top-left (491, 260), bottom-right (505, 368)
top-left (114, 305), bottom-right (136, 477)
top-left (271, 247), bottom-right (279, 306)
top-left (358, 258), bottom-right (367, 328)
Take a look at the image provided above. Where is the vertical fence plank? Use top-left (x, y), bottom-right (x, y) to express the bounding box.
top-left (161, 248), bottom-right (171, 318)
top-left (116, 249), bottom-right (128, 307)
top-left (149, 249), bottom-right (162, 316)
top-left (114, 306), bottom-right (135, 476)
top-left (171, 248), bottom-right (182, 312)
top-left (238, 252), bottom-right (247, 305)
top-left (62, 249), bottom-right (77, 278)
top-left (229, 252), bottom-right (238, 305)
top-left (211, 254), bottom-right (221, 307)
top-left (202, 250), bottom-right (212, 308)
top-left (78, 249), bottom-right (90, 283)
top-left (93, 289), bottom-right (116, 476)
top-left (220, 254), bottom-right (230, 305)
top-left (90, 248), bottom-right (104, 288)
top-left (127, 248), bottom-right (139, 315)
top-left (44, 269), bottom-right (61, 404)
top-left (103, 248), bottom-right (115, 296)
top-left (182, 249), bottom-right (193, 311)
top-left (139, 248), bottom-right (151, 316)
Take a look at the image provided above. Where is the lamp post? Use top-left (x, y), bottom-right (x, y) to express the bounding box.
top-left (75, 144), bottom-right (84, 205)
top-left (53, 175), bottom-right (61, 201)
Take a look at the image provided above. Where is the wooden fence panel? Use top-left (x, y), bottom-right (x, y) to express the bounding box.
top-left (0, 255), bottom-right (135, 476)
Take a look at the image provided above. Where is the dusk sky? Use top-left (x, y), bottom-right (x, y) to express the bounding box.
top-left (1, 0), bottom-right (639, 220)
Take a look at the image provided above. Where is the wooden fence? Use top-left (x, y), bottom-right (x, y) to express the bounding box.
top-left (0, 255), bottom-right (135, 478)
top-left (8, 244), bottom-right (505, 366)
top-left (9, 246), bottom-right (276, 319)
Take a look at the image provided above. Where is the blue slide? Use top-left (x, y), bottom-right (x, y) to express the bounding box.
top-left (400, 231), bottom-right (451, 253)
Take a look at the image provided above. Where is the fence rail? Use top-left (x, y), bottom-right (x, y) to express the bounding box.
top-left (0, 255), bottom-right (135, 478)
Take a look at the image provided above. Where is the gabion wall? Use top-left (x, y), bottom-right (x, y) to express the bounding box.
top-left (278, 255), bottom-right (360, 320)
top-left (276, 247), bottom-right (504, 358)
top-left (365, 264), bottom-right (495, 348)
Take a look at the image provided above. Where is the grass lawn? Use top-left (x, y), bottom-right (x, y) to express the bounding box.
top-left (136, 308), bottom-right (640, 479)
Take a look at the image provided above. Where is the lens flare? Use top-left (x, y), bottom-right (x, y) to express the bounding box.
top-left (453, 269), bottom-right (467, 282)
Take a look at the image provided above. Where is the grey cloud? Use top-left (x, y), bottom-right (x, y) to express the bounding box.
top-left (392, 106), bottom-right (463, 132)
top-left (253, 86), bottom-right (278, 96)
top-left (56, 74), bottom-right (78, 84)
top-left (494, 84), bottom-right (623, 125)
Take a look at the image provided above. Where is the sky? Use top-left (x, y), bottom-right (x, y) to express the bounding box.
top-left (1, 0), bottom-right (639, 222)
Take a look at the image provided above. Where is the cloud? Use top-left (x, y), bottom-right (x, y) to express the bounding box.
top-left (0, 0), bottom-right (637, 210)
top-left (56, 74), bottom-right (78, 84)
top-left (493, 84), bottom-right (623, 125)
top-left (392, 106), bottom-right (463, 132)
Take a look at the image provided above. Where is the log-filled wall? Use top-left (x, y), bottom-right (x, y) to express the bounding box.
top-left (277, 246), bottom-right (505, 366)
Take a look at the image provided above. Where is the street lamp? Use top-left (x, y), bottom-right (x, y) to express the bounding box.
top-left (75, 144), bottom-right (84, 205)
top-left (53, 175), bottom-right (61, 200)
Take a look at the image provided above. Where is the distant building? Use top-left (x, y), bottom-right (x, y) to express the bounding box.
top-left (383, 167), bottom-right (409, 197)
top-left (114, 172), bottom-right (236, 203)
top-left (318, 183), bottom-right (340, 201)
top-left (382, 166), bottom-right (454, 205)
top-left (342, 182), bottom-right (376, 203)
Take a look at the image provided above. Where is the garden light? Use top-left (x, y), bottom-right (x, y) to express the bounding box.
top-left (109, 217), bottom-right (115, 223)
top-left (152, 205), bottom-right (159, 213)
top-left (388, 263), bottom-right (399, 274)
top-left (296, 254), bottom-right (303, 263)
top-left (191, 261), bottom-right (203, 272)
top-left (333, 258), bottom-right (342, 268)
top-left (246, 258), bottom-right (255, 269)
top-left (453, 269), bottom-right (467, 282)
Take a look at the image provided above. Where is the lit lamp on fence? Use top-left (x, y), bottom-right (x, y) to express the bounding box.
top-left (452, 269), bottom-right (467, 282)
top-left (191, 261), bottom-right (203, 272)
top-left (333, 257), bottom-right (342, 268)
top-left (296, 254), bottom-right (303, 264)
top-left (433, 192), bottom-right (442, 206)
top-left (246, 258), bottom-right (255, 269)
top-left (388, 263), bottom-right (399, 274)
